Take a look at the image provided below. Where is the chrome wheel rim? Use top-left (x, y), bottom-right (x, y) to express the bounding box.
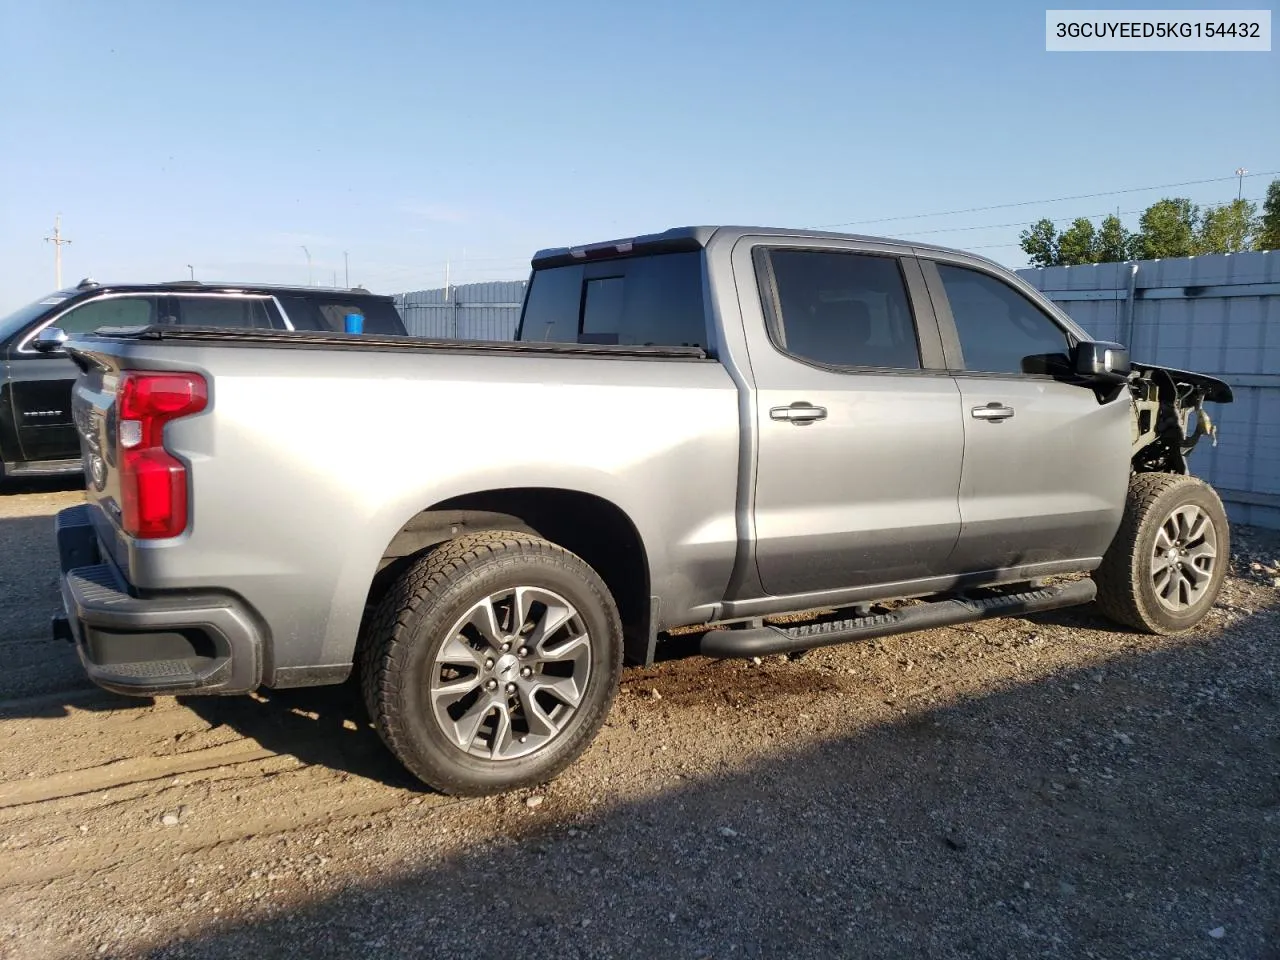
top-left (430, 587), bottom-right (591, 761)
top-left (1151, 504), bottom-right (1218, 612)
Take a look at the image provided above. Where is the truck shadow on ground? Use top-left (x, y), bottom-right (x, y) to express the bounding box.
top-left (0, 475), bottom-right (84, 496)
top-left (180, 681), bottom-right (416, 788)
top-left (152, 602), bottom-right (1280, 960)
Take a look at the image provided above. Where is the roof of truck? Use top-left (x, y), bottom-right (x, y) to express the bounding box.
top-left (51, 279), bottom-right (391, 299)
top-left (531, 225), bottom-right (1003, 271)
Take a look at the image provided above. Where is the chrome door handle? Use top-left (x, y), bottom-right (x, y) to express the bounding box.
top-left (770, 402), bottom-right (828, 424)
top-left (971, 402), bottom-right (1015, 421)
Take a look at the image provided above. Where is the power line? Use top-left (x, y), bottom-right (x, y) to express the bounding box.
top-left (901, 194), bottom-right (1265, 239)
top-left (817, 169), bottom-right (1280, 229)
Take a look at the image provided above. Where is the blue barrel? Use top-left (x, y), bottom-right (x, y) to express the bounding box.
top-left (344, 312), bottom-right (364, 334)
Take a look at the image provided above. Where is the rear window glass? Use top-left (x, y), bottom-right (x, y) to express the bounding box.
top-left (278, 296), bottom-right (405, 335)
top-left (517, 251), bottom-right (707, 348)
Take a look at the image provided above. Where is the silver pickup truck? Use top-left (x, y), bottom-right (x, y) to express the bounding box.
top-left (52, 226), bottom-right (1234, 795)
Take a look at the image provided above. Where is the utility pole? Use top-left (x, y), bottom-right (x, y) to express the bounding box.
top-left (301, 245), bottom-right (313, 285)
top-left (1235, 167), bottom-right (1248, 201)
top-left (343, 250), bottom-right (349, 287)
top-left (44, 214), bottom-right (72, 289)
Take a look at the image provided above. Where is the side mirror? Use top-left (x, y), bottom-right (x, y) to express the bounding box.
top-left (31, 326), bottom-right (69, 354)
top-left (1072, 339), bottom-right (1130, 383)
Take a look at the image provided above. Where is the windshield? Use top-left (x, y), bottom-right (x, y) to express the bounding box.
top-left (0, 294), bottom-right (67, 343)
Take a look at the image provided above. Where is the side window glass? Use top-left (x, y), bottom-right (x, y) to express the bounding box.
top-left (175, 297), bottom-right (273, 328)
top-left (935, 264), bottom-right (1070, 375)
top-left (518, 265), bottom-right (584, 342)
top-left (314, 301), bottom-right (404, 335)
top-left (274, 298), bottom-right (403, 335)
top-left (53, 297), bottom-right (156, 335)
top-left (275, 296), bottom-right (323, 330)
top-left (767, 250), bottom-right (921, 370)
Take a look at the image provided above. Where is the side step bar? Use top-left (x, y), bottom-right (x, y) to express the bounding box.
top-left (4, 458), bottom-right (84, 477)
top-left (699, 579), bottom-right (1097, 659)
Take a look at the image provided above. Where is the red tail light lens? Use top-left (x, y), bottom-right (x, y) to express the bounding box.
top-left (117, 372), bottom-right (208, 539)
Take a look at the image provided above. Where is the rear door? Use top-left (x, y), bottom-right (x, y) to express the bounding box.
top-left (739, 238), bottom-right (965, 596)
top-left (9, 294), bottom-right (159, 464)
top-left (920, 256), bottom-right (1131, 571)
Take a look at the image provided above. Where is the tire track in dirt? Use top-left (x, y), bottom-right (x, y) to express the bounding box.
top-left (0, 740), bottom-right (282, 809)
top-left (2, 787), bottom-right (442, 887)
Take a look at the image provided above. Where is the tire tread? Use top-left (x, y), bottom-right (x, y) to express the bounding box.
top-left (1094, 472), bottom-right (1226, 634)
top-left (358, 531), bottom-right (621, 795)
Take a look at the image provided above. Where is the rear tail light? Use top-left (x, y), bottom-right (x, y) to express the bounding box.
top-left (116, 372), bottom-right (208, 539)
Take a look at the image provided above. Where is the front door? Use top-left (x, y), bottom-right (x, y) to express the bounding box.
top-left (741, 241), bottom-right (965, 597)
top-left (923, 259), bottom-right (1132, 572)
top-left (9, 295), bottom-right (159, 463)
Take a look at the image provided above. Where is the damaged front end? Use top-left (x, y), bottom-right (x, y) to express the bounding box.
top-left (1128, 362), bottom-right (1233, 476)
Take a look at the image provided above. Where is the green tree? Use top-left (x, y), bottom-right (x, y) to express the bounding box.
top-left (1134, 198), bottom-right (1199, 259)
top-left (1019, 218), bottom-right (1060, 267)
top-left (1094, 214), bottom-right (1134, 263)
top-left (1057, 217), bottom-right (1099, 265)
top-left (1194, 199), bottom-right (1258, 254)
top-left (1256, 179), bottom-right (1280, 251)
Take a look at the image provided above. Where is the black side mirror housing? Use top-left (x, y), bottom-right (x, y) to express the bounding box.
top-left (1072, 339), bottom-right (1130, 384)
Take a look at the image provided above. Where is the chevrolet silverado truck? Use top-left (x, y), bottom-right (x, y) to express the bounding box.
top-left (0, 279), bottom-right (406, 483)
top-left (51, 226), bottom-right (1234, 796)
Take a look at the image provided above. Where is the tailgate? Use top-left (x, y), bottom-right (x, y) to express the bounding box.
top-left (69, 353), bottom-right (127, 555)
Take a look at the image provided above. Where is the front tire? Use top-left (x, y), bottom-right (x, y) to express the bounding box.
top-left (360, 531), bottom-right (623, 795)
top-left (1094, 473), bottom-right (1230, 634)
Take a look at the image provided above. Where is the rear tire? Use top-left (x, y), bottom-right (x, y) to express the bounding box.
top-left (359, 531), bottom-right (623, 795)
top-left (1094, 472), bottom-right (1230, 634)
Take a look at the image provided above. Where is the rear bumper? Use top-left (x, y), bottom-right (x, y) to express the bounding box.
top-left (53, 504), bottom-right (263, 696)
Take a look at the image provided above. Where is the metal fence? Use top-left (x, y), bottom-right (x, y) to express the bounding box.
top-left (1018, 251), bottom-right (1280, 530)
top-left (394, 280), bottom-right (526, 341)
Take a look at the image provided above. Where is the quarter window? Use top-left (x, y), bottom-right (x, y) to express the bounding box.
top-left (276, 296), bottom-right (405, 335)
top-left (765, 249), bottom-right (921, 370)
top-left (935, 264), bottom-right (1070, 375)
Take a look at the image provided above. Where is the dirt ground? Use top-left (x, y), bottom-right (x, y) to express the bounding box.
top-left (0, 482), bottom-right (1277, 960)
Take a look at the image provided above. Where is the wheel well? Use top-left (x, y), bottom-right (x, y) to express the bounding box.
top-left (368, 488), bottom-right (653, 663)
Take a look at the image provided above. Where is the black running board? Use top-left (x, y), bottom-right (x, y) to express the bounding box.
top-left (699, 579), bottom-right (1096, 659)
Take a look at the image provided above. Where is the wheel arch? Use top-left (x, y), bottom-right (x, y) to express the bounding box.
top-left (365, 487), bottom-right (655, 666)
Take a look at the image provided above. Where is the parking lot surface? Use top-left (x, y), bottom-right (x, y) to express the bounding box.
top-left (1, 483), bottom-right (1277, 959)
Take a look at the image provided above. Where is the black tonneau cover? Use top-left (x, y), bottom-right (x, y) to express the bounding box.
top-left (70, 325), bottom-right (709, 361)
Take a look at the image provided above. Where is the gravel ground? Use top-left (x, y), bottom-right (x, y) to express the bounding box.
top-left (0, 483), bottom-right (1277, 960)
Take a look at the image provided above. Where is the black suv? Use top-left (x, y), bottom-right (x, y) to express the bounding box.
top-left (0, 279), bottom-right (407, 482)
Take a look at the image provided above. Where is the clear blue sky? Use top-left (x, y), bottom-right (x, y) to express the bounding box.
top-left (1, 0), bottom-right (1276, 312)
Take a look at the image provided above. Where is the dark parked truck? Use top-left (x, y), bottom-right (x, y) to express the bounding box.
top-left (0, 280), bottom-right (406, 481)
top-left (51, 227), bottom-right (1233, 795)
